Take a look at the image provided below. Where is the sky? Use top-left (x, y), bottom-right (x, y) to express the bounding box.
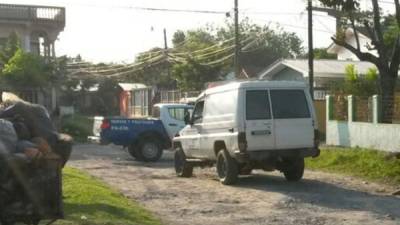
top-left (0, 0), bottom-right (358, 63)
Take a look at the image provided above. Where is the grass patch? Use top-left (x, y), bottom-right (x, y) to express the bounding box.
top-left (55, 167), bottom-right (161, 225)
top-left (61, 115), bottom-right (93, 142)
top-left (306, 147), bottom-right (400, 185)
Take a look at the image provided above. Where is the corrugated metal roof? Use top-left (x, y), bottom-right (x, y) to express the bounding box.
top-left (259, 59), bottom-right (377, 79)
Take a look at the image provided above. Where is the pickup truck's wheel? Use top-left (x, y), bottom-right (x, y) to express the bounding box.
top-left (283, 157), bottom-right (305, 182)
top-left (174, 148), bottom-right (193, 177)
top-left (138, 138), bottom-right (163, 162)
top-left (128, 145), bottom-right (142, 160)
top-left (216, 150), bottom-right (238, 185)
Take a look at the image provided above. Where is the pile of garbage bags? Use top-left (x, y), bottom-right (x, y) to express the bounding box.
top-left (0, 99), bottom-right (73, 225)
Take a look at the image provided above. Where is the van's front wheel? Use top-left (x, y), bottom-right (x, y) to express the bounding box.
top-left (216, 150), bottom-right (238, 185)
top-left (174, 148), bottom-right (193, 177)
top-left (283, 157), bottom-right (304, 182)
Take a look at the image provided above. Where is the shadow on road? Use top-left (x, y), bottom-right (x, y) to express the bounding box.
top-left (236, 174), bottom-right (400, 219)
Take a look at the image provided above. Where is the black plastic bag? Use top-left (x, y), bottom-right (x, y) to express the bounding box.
top-left (0, 119), bottom-right (17, 155)
top-left (0, 102), bottom-right (58, 148)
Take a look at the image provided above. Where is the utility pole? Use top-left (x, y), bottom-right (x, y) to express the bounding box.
top-left (163, 28), bottom-right (168, 51)
top-left (308, 0), bottom-right (314, 100)
top-left (163, 28), bottom-right (172, 87)
top-left (234, 0), bottom-right (240, 79)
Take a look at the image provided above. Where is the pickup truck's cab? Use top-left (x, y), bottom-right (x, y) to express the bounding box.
top-left (152, 104), bottom-right (193, 140)
top-left (173, 81), bottom-right (320, 184)
top-left (100, 103), bottom-right (193, 162)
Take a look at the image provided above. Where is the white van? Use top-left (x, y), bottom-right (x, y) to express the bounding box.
top-left (173, 80), bottom-right (320, 185)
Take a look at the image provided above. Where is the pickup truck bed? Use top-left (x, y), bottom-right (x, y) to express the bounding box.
top-left (100, 118), bottom-right (171, 162)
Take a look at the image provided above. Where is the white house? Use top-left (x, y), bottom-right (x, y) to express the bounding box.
top-left (258, 59), bottom-right (377, 99)
top-left (327, 28), bottom-right (378, 61)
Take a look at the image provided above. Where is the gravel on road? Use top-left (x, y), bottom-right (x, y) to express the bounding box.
top-left (68, 144), bottom-right (400, 225)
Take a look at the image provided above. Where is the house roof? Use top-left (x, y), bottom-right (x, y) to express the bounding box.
top-left (327, 28), bottom-right (371, 54)
top-left (258, 59), bottom-right (377, 80)
top-left (118, 83), bottom-right (147, 91)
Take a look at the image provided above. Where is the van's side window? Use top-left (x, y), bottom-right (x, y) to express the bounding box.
top-left (246, 90), bottom-right (271, 120)
top-left (270, 90), bottom-right (310, 119)
top-left (192, 101), bottom-right (205, 124)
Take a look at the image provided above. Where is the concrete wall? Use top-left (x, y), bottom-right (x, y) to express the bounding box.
top-left (326, 95), bottom-right (400, 152)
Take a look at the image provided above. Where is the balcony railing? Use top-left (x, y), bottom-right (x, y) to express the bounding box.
top-left (0, 4), bottom-right (65, 26)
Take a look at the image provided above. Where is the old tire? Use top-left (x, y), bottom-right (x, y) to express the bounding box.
top-left (283, 157), bottom-right (305, 182)
top-left (137, 138), bottom-right (163, 162)
top-left (216, 150), bottom-right (238, 185)
top-left (174, 148), bottom-right (193, 177)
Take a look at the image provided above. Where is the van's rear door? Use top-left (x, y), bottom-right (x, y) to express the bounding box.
top-left (270, 89), bottom-right (314, 149)
top-left (245, 90), bottom-right (275, 150)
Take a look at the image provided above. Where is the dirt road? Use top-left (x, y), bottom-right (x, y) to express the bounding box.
top-left (68, 144), bottom-right (400, 225)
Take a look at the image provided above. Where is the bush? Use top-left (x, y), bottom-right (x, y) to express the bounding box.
top-left (61, 115), bottom-right (93, 142)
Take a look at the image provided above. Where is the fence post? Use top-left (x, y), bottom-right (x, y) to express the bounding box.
top-left (373, 95), bottom-right (381, 124)
top-left (348, 95), bottom-right (354, 122)
top-left (326, 95), bottom-right (333, 121)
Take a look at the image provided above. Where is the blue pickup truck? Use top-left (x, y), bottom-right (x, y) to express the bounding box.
top-left (100, 103), bottom-right (193, 162)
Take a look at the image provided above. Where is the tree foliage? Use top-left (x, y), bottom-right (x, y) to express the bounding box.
top-left (169, 19), bottom-right (304, 90)
top-left (1, 49), bottom-right (53, 88)
top-left (330, 64), bottom-right (378, 96)
top-left (172, 58), bottom-right (224, 91)
top-left (0, 32), bottom-right (20, 66)
top-left (128, 47), bottom-right (175, 88)
top-left (318, 0), bottom-right (400, 122)
top-left (302, 48), bottom-right (337, 59)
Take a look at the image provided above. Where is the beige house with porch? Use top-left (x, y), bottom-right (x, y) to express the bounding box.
top-left (0, 3), bottom-right (65, 58)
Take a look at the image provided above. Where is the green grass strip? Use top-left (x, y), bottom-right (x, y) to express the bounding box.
top-left (56, 167), bottom-right (161, 225)
top-left (306, 147), bottom-right (400, 185)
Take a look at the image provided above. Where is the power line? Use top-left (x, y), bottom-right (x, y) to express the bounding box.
top-left (315, 17), bottom-right (336, 33)
top-left (253, 18), bottom-right (333, 34)
top-left (58, 1), bottom-right (312, 16)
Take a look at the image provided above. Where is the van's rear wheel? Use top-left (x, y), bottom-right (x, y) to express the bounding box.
top-left (216, 150), bottom-right (238, 185)
top-left (174, 148), bottom-right (193, 177)
top-left (137, 138), bottom-right (163, 162)
top-left (283, 157), bottom-right (305, 182)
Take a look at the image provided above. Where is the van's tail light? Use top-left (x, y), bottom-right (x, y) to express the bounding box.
top-left (238, 132), bottom-right (247, 152)
top-left (314, 129), bottom-right (320, 147)
top-left (100, 119), bottom-right (111, 130)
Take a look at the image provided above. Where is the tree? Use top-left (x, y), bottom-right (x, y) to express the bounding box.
top-left (172, 30), bottom-right (186, 47)
top-left (96, 78), bottom-right (120, 115)
top-left (301, 48), bottom-right (337, 59)
top-left (0, 32), bottom-right (20, 66)
top-left (169, 20), bottom-right (304, 89)
top-left (215, 19), bottom-right (304, 75)
top-left (1, 49), bottom-right (52, 88)
top-left (330, 64), bottom-right (378, 96)
top-left (128, 19), bottom-right (304, 91)
top-left (172, 58), bottom-right (223, 91)
top-left (128, 47), bottom-right (174, 88)
top-left (318, 0), bottom-right (400, 122)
